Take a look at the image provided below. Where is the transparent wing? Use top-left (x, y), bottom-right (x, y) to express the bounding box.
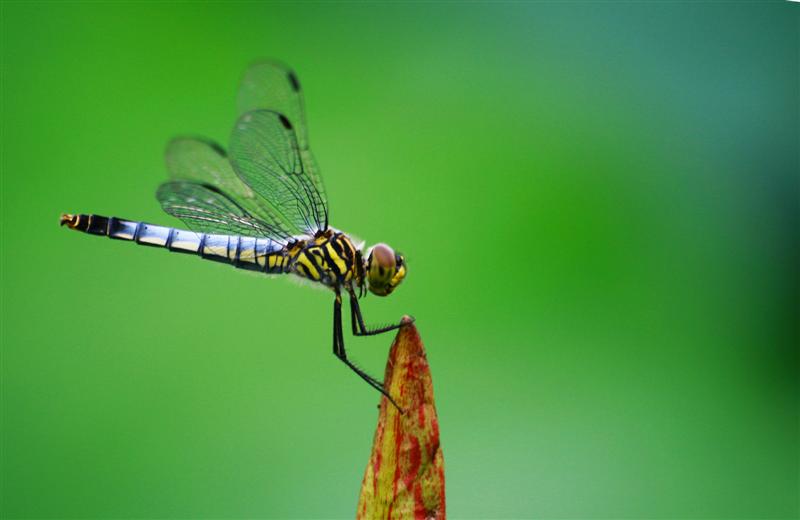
top-left (229, 109), bottom-right (328, 234)
top-left (156, 180), bottom-right (291, 243)
top-left (166, 137), bottom-right (250, 199)
top-left (238, 60), bottom-right (309, 148)
top-left (237, 61), bottom-right (327, 223)
top-left (164, 136), bottom-right (293, 239)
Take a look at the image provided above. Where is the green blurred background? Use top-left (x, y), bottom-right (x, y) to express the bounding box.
top-left (2, 2), bottom-right (797, 518)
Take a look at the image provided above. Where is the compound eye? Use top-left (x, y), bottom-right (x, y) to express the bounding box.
top-left (371, 244), bottom-right (396, 270)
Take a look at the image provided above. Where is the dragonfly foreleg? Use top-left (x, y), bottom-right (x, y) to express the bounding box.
top-left (348, 289), bottom-right (412, 337)
top-left (333, 289), bottom-right (402, 410)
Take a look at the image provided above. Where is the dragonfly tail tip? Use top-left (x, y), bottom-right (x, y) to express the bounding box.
top-left (60, 213), bottom-right (77, 228)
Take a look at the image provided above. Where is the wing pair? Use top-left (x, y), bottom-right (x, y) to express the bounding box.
top-left (157, 61), bottom-right (328, 244)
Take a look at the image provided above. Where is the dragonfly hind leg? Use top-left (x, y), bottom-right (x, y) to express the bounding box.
top-left (332, 289), bottom-right (402, 411)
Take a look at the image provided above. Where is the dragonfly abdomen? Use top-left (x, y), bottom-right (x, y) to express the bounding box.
top-left (60, 213), bottom-right (288, 274)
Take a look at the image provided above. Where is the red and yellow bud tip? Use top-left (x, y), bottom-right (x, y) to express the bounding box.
top-left (357, 318), bottom-right (445, 519)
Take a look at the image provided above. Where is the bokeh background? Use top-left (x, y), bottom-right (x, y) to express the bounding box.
top-left (2, 2), bottom-right (797, 518)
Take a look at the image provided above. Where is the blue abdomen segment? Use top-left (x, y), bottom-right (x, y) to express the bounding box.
top-left (62, 213), bottom-right (286, 273)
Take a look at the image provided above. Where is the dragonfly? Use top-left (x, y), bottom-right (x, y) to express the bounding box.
top-left (60, 61), bottom-right (410, 408)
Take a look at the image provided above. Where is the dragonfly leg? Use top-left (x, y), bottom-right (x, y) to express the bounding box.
top-left (348, 289), bottom-right (413, 337)
top-left (333, 289), bottom-right (402, 410)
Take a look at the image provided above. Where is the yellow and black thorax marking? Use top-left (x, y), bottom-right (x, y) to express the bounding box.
top-left (290, 230), bottom-right (364, 288)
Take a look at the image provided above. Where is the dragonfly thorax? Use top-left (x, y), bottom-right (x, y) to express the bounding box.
top-left (290, 231), bottom-right (366, 289)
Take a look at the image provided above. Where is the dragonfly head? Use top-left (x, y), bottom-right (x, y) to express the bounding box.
top-left (366, 243), bottom-right (406, 297)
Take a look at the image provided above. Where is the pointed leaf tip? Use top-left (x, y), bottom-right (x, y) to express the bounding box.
top-left (357, 321), bottom-right (445, 519)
